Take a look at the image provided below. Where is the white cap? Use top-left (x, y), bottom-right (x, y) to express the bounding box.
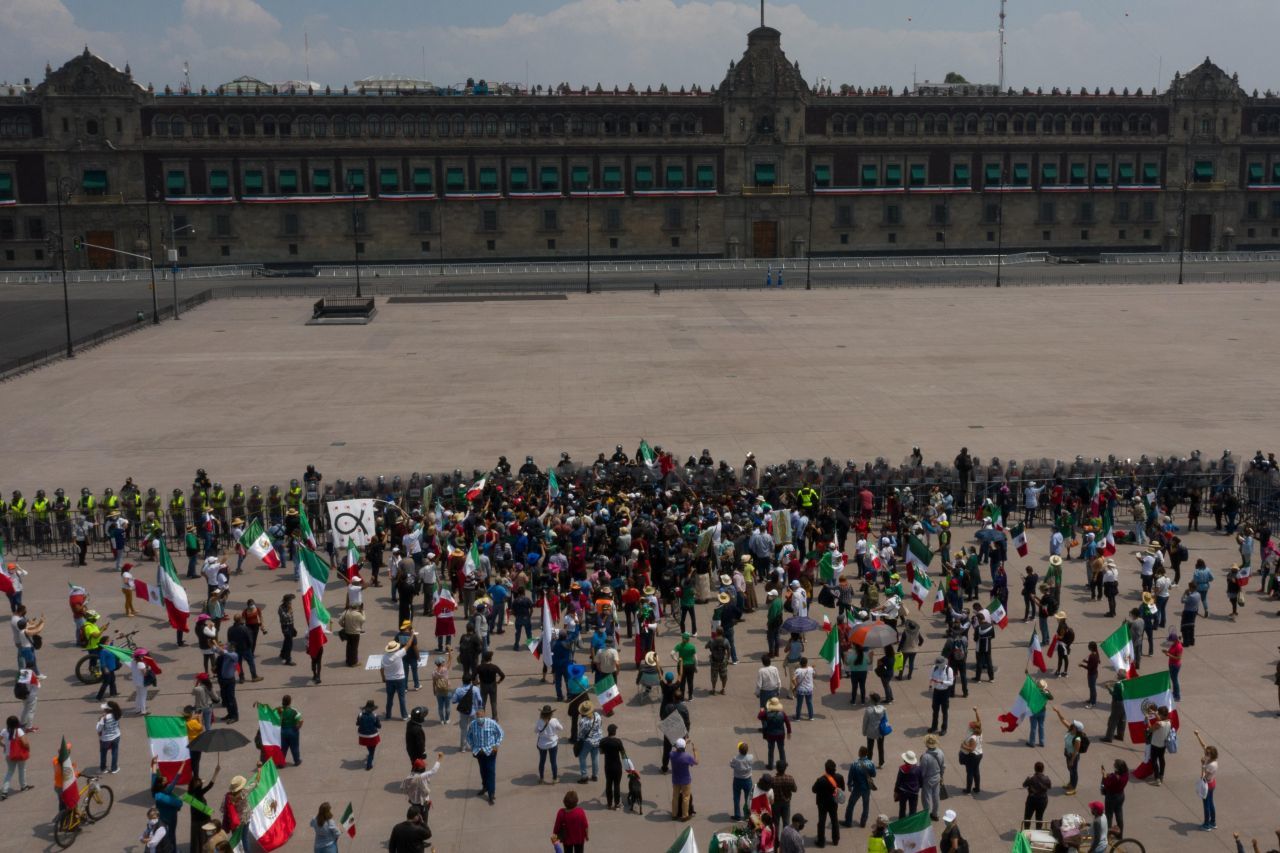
top-left (943, 809), bottom-right (957, 823)
top-left (675, 738), bottom-right (687, 749)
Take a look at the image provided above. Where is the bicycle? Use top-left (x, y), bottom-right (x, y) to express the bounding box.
top-left (52, 772), bottom-right (114, 848)
top-left (73, 630), bottom-right (139, 685)
top-left (1019, 822), bottom-right (1145, 853)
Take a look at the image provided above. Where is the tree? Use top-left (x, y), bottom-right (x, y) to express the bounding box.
top-left (944, 72), bottom-right (969, 84)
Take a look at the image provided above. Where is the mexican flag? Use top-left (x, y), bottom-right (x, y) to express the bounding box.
top-left (906, 535), bottom-right (933, 573)
top-left (1237, 561), bottom-right (1251, 587)
top-left (1090, 473), bottom-right (1102, 514)
top-left (888, 809), bottom-right (938, 853)
top-left (340, 802), bottom-right (356, 838)
top-left (257, 703), bottom-right (285, 767)
top-left (910, 570), bottom-right (933, 608)
top-left (593, 674), bottom-right (623, 714)
top-left (463, 540), bottom-right (481, 579)
top-left (640, 440), bottom-right (657, 469)
top-left (818, 548), bottom-right (843, 582)
top-left (1010, 522), bottom-right (1029, 557)
top-left (132, 577), bottom-right (163, 607)
top-left (998, 675), bottom-right (1048, 732)
top-left (547, 470), bottom-right (561, 500)
top-left (300, 585), bottom-right (329, 658)
top-left (665, 826), bottom-right (699, 853)
top-left (432, 588), bottom-right (457, 617)
top-left (240, 519), bottom-right (281, 569)
top-left (0, 553), bottom-right (14, 596)
top-left (343, 542), bottom-right (362, 582)
top-left (54, 737), bottom-right (79, 811)
top-left (1100, 623), bottom-right (1136, 677)
top-left (1118, 670), bottom-right (1179, 744)
top-left (985, 502), bottom-right (1004, 531)
top-left (1027, 632), bottom-right (1047, 673)
top-left (297, 505), bottom-right (317, 549)
top-left (465, 477), bottom-right (487, 501)
top-left (1100, 506), bottom-right (1117, 557)
top-left (540, 597), bottom-right (555, 663)
top-left (527, 635), bottom-right (543, 660)
top-left (154, 539), bottom-right (190, 632)
top-left (819, 622), bottom-right (841, 694)
top-left (986, 599), bottom-right (1008, 629)
top-left (299, 547), bottom-right (330, 605)
top-left (931, 584), bottom-right (947, 614)
top-left (145, 716), bottom-right (192, 783)
top-left (102, 644), bottom-right (162, 675)
top-left (243, 760), bottom-right (296, 851)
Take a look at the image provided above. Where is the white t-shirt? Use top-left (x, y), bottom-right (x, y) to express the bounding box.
top-left (535, 716), bottom-right (564, 749)
top-left (382, 646), bottom-right (409, 681)
top-left (346, 583), bottom-right (363, 606)
top-left (793, 666), bottom-right (815, 694)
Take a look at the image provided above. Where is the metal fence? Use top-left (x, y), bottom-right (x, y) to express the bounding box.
top-left (0, 264), bottom-right (262, 285)
top-left (1099, 251), bottom-right (1280, 264)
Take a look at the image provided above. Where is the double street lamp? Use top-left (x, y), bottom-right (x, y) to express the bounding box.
top-left (348, 181), bottom-right (363, 298)
top-left (52, 176), bottom-right (74, 358)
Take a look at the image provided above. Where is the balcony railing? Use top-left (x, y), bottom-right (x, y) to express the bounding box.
top-left (741, 184), bottom-right (791, 196)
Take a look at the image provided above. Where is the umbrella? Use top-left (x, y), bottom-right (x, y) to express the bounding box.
top-left (781, 616), bottom-right (820, 634)
top-left (975, 528), bottom-right (1004, 543)
top-left (190, 728), bottom-right (251, 754)
top-left (848, 621), bottom-right (899, 648)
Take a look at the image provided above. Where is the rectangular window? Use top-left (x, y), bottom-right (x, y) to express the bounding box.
top-left (665, 164), bottom-right (684, 188)
top-left (172, 214), bottom-right (189, 234)
top-left (634, 165), bottom-right (654, 189)
top-left (861, 164), bottom-right (878, 187)
top-left (1012, 164), bottom-right (1030, 186)
top-left (1117, 163), bottom-right (1135, 185)
top-left (542, 209), bottom-right (558, 231)
top-left (243, 170), bottom-right (263, 195)
top-left (1273, 163), bottom-right (1280, 184)
top-left (605, 208), bottom-right (622, 230)
top-left (884, 164), bottom-right (902, 187)
top-left (695, 164), bottom-right (715, 189)
top-left (345, 168), bottom-right (365, 192)
top-left (1193, 161), bottom-right (1214, 182)
top-left (603, 165), bottom-right (623, 190)
top-left (214, 214), bottom-right (231, 237)
top-left (478, 167), bottom-right (498, 192)
top-left (813, 165), bottom-right (831, 188)
top-left (1247, 200), bottom-right (1261, 220)
top-left (166, 170), bottom-right (187, 195)
top-left (952, 163), bottom-right (970, 186)
top-left (754, 163), bottom-right (776, 187)
top-left (278, 169), bottom-right (298, 194)
top-left (984, 203), bottom-right (1000, 223)
top-left (289, 243), bottom-right (298, 255)
top-left (312, 169), bottom-right (331, 192)
top-left (1078, 201), bottom-right (1095, 222)
top-left (1141, 200), bottom-right (1157, 220)
top-left (1143, 162), bottom-right (1160, 184)
top-left (481, 209), bottom-right (498, 231)
top-left (884, 204), bottom-right (901, 225)
top-left (571, 166), bottom-right (590, 191)
top-left (82, 169), bottom-right (108, 194)
top-left (379, 168), bottom-right (399, 191)
top-left (547, 238), bottom-right (556, 250)
top-left (419, 241), bottom-right (430, 253)
top-left (665, 206), bottom-right (683, 229)
top-left (1248, 163), bottom-right (1265, 184)
top-left (909, 164), bottom-right (926, 187)
top-left (0, 173), bottom-right (12, 200)
top-left (25, 217), bottom-right (44, 239)
top-left (1116, 200), bottom-right (1131, 222)
top-left (1070, 163), bottom-right (1087, 185)
top-left (835, 204), bottom-right (853, 227)
top-left (932, 204), bottom-right (948, 225)
top-left (0, 218), bottom-right (12, 239)
top-left (417, 209), bottom-right (433, 232)
top-left (539, 166), bottom-right (559, 191)
top-left (985, 163), bottom-right (1002, 185)
top-left (509, 166), bottom-right (529, 191)
top-left (282, 213), bottom-right (299, 236)
top-left (1272, 201), bottom-right (1280, 220)
top-left (1093, 163), bottom-right (1111, 185)
top-left (670, 236), bottom-right (680, 248)
top-left (412, 168), bottom-right (433, 192)
top-left (445, 167), bottom-right (465, 192)
top-left (608, 237), bottom-right (619, 249)
top-left (1039, 201), bottom-right (1056, 223)
top-left (1041, 162), bottom-right (1058, 186)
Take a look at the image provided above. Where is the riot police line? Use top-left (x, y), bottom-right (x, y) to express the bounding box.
top-left (0, 447), bottom-right (1276, 561)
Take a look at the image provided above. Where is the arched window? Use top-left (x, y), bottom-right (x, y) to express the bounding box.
top-left (261, 116), bottom-right (275, 136)
top-left (470, 114), bottom-right (484, 136)
top-left (1012, 115), bottom-right (1024, 134)
top-left (936, 115), bottom-right (948, 134)
top-left (635, 115), bottom-right (650, 134)
top-left (893, 115), bottom-right (905, 135)
top-left (206, 116), bottom-right (221, 136)
top-left (171, 117), bottom-right (184, 137)
top-left (451, 114), bottom-right (464, 136)
top-left (226, 116), bottom-right (240, 136)
top-left (504, 115), bottom-right (517, 136)
top-left (518, 114), bottom-right (531, 136)
top-left (982, 113), bottom-right (995, 133)
top-left (667, 115), bottom-right (681, 135)
top-left (551, 114), bottom-right (565, 135)
top-left (1026, 114), bottom-right (1037, 134)
top-left (485, 114), bottom-right (498, 135)
top-left (278, 118), bottom-right (291, 137)
top-left (298, 116), bottom-right (312, 136)
top-left (1140, 114), bottom-right (1154, 134)
top-left (1083, 115), bottom-right (1094, 134)
top-left (1054, 115), bottom-right (1066, 134)
top-left (313, 116), bottom-right (327, 137)
top-left (650, 115), bottom-right (663, 135)
top-left (348, 115), bottom-right (362, 136)
top-left (153, 115), bottom-right (170, 136)
top-left (418, 115), bottom-right (431, 136)
top-left (402, 116), bottom-right (416, 137)
top-left (569, 115), bottom-right (583, 136)
top-left (584, 115), bottom-right (599, 135)
top-left (602, 114), bottom-right (617, 135)
top-left (862, 115), bottom-right (875, 135)
top-left (965, 115), bottom-right (978, 134)
top-left (922, 115), bottom-right (933, 135)
top-left (905, 115), bottom-right (918, 135)
top-left (537, 114), bottom-right (551, 135)
top-left (1070, 115), bottom-right (1082, 134)
top-left (995, 114), bottom-right (1008, 133)
top-left (367, 116), bottom-right (381, 136)
top-left (875, 114), bottom-right (888, 135)
top-left (437, 116), bottom-right (450, 136)
top-left (682, 116), bottom-right (696, 134)
top-left (242, 116), bottom-right (255, 136)
top-left (832, 114), bottom-right (844, 136)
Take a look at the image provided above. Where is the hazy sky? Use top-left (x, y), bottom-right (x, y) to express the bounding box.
top-left (1, 0), bottom-right (1276, 94)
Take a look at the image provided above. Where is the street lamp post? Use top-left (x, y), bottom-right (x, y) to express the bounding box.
top-left (586, 179), bottom-right (592, 294)
top-left (142, 196), bottom-right (159, 324)
top-left (166, 204), bottom-right (194, 320)
top-left (348, 182), bottom-right (363, 298)
top-left (805, 174), bottom-right (814, 290)
top-left (995, 161), bottom-right (1007, 288)
top-left (53, 176), bottom-right (74, 358)
top-left (1178, 140), bottom-right (1190, 285)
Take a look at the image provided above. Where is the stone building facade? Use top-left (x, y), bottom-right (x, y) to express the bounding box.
top-left (2, 29), bottom-right (1280, 270)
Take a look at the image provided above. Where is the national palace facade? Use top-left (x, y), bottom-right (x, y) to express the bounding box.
top-left (2, 27), bottom-right (1280, 269)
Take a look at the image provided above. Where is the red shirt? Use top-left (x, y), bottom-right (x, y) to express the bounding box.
top-left (553, 806), bottom-right (589, 845)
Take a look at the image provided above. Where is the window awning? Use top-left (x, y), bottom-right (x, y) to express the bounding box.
top-left (1194, 161), bottom-right (1214, 180)
top-left (380, 168), bottom-right (399, 189)
top-left (510, 166), bottom-right (529, 189)
top-left (0, 172), bottom-right (11, 197)
top-left (1013, 164), bottom-right (1030, 184)
top-left (634, 165), bottom-right (653, 186)
top-left (1248, 163), bottom-right (1264, 183)
top-left (814, 165), bottom-right (831, 186)
top-left (602, 165), bottom-right (622, 188)
top-left (478, 167), bottom-right (498, 191)
top-left (82, 169), bottom-right (107, 190)
top-left (345, 169), bottom-right (365, 190)
top-left (571, 165), bottom-right (590, 187)
top-left (1117, 163), bottom-right (1135, 183)
top-left (666, 165), bottom-right (684, 187)
top-left (695, 164), bottom-right (714, 188)
top-left (755, 163), bottom-right (776, 185)
top-left (278, 169), bottom-right (298, 191)
top-left (861, 164), bottom-right (878, 185)
top-left (539, 166), bottom-right (559, 189)
top-left (1041, 163), bottom-right (1059, 181)
top-left (1273, 163), bottom-right (1280, 183)
top-left (909, 164), bottom-right (925, 185)
top-left (1070, 163), bottom-right (1087, 182)
top-left (166, 171), bottom-right (186, 193)
top-left (985, 163), bottom-right (1002, 183)
top-left (885, 164), bottom-right (902, 185)
top-left (1143, 162), bottom-right (1160, 183)
top-left (1094, 163), bottom-right (1111, 183)
top-left (312, 169), bottom-right (331, 191)
top-left (446, 168), bottom-right (465, 190)
top-left (953, 164), bottom-right (970, 184)
top-left (243, 171), bottom-right (264, 190)
top-left (412, 168), bottom-right (433, 190)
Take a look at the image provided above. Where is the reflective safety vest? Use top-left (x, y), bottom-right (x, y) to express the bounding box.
top-left (104, 495), bottom-right (119, 511)
top-left (79, 495), bottom-right (96, 511)
top-left (170, 496), bottom-right (186, 512)
top-left (53, 498), bottom-right (71, 519)
top-left (210, 489), bottom-right (227, 508)
top-left (32, 498), bottom-right (50, 520)
top-left (287, 486), bottom-right (303, 507)
top-left (144, 497), bottom-right (162, 516)
top-left (10, 497), bottom-right (27, 518)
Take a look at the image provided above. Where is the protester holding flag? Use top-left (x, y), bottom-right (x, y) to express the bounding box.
top-left (1145, 705), bottom-right (1174, 785)
top-left (185, 766), bottom-right (219, 853)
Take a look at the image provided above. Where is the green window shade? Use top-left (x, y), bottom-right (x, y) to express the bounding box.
top-left (412, 168), bottom-right (433, 191)
top-left (885, 164), bottom-right (902, 186)
top-left (1272, 163), bottom-right (1280, 183)
top-left (952, 164), bottom-right (970, 185)
top-left (510, 166), bottom-right (529, 191)
top-left (1041, 163), bottom-right (1058, 185)
top-left (1117, 163), bottom-right (1135, 185)
top-left (571, 166), bottom-right (590, 189)
top-left (635, 165), bottom-right (654, 189)
top-left (1142, 163), bottom-right (1160, 183)
top-left (478, 167), bottom-right (498, 192)
top-left (1094, 163), bottom-right (1111, 184)
top-left (908, 164), bottom-right (925, 186)
top-left (861, 164), bottom-right (878, 186)
top-left (0, 172), bottom-right (11, 199)
top-left (985, 163), bottom-right (1002, 184)
top-left (755, 163), bottom-right (776, 186)
top-left (666, 165), bottom-right (684, 188)
top-left (312, 169), bottom-right (331, 191)
top-left (380, 168), bottom-right (399, 190)
top-left (814, 165), bottom-right (831, 188)
top-left (278, 169), bottom-right (298, 192)
top-left (696, 164), bottom-right (715, 188)
top-left (1194, 161), bottom-right (1214, 181)
top-left (243, 170), bottom-right (264, 193)
top-left (603, 165), bottom-right (623, 189)
top-left (445, 168), bottom-right (465, 191)
top-left (166, 171), bottom-right (186, 194)
top-left (539, 166), bottom-right (559, 190)
top-left (1248, 163), bottom-right (1264, 184)
top-left (1070, 163), bottom-right (1087, 184)
top-left (82, 169), bottom-right (108, 191)
top-left (1012, 164), bottom-right (1030, 186)
top-left (345, 169), bottom-right (365, 191)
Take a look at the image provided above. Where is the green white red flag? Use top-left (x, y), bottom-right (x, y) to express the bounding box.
top-left (298, 548), bottom-right (330, 657)
top-left (910, 570), bottom-right (933, 608)
top-left (297, 505), bottom-right (317, 549)
top-left (905, 535), bottom-right (933, 573)
top-left (154, 539), bottom-right (190, 632)
top-left (998, 674), bottom-right (1048, 732)
top-left (243, 759), bottom-right (296, 851)
top-left (593, 674), bottom-right (623, 714)
top-left (340, 802), bottom-right (356, 838)
top-left (819, 622), bottom-right (841, 694)
top-left (818, 547), bottom-right (843, 582)
top-left (887, 809), bottom-right (938, 853)
top-left (54, 736), bottom-right (78, 810)
top-left (639, 440), bottom-right (657, 469)
top-left (343, 542), bottom-right (361, 581)
top-left (1118, 670), bottom-right (1179, 744)
top-left (1010, 522), bottom-right (1029, 557)
top-left (986, 599), bottom-right (1008, 629)
top-left (257, 703), bottom-right (285, 767)
top-left (465, 477), bottom-right (487, 501)
top-left (1027, 632), bottom-right (1047, 673)
top-left (240, 519), bottom-right (280, 569)
top-left (146, 715), bottom-right (191, 783)
top-left (1100, 623), bottom-right (1136, 677)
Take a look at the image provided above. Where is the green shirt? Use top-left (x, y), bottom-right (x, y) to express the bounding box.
top-left (768, 598), bottom-right (785, 624)
top-left (681, 586), bottom-right (696, 608)
top-left (673, 641), bottom-right (697, 667)
top-left (280, 707), bottom-right (302, 730)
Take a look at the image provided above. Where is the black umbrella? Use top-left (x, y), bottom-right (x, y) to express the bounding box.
top-left (781, 616), bottom-right (820, 634)
top-left (190, 727), bottom-right (251, 754)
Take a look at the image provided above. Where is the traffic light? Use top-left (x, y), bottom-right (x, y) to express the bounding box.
top-left (72, 235), bottom-right (83, 251)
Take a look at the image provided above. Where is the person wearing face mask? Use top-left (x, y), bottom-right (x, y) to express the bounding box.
top-left (139, 807), bottom-right (171, 853)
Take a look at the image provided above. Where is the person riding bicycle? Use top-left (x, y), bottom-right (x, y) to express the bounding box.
top-left (83, 611), bottom-right (107, 659)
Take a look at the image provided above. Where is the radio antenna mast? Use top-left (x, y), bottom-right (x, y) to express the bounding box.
top-left (997, 0), bottom-right (1007, 91)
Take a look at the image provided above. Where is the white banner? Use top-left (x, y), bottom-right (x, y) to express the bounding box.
top-left (327, 499), bottom-right (377, 547)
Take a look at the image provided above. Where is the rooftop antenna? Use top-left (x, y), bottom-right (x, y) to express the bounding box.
top-left (997, 0), bottom-right (1007, 91)
top-left (304, 31), bottom-right (310, 85)
top-left (182, 61), bottom-right (190, 93)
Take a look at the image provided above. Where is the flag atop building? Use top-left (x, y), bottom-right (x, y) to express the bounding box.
top-left (998, 675), bottom-right (1049, 732)
top-left (240, 519), bottom-right (281, 569)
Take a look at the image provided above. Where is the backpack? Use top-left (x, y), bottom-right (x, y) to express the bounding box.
top-left (14, 682), bottom-right (29, 701)
top-left (1077, 732), bottom-right (1090, 754)
top-left (1166, 728), bottom-right (1178, 754)
top-left (949, 640), bottom-right (966, 664)
top-left (763, 710), bottom-right (785, 736)
top-left (456, 688), bottom-right (474, 716)
top-left (874, 656), bottom-right (891, 678)
top-left (432, 671), bottom-right (451, 697)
